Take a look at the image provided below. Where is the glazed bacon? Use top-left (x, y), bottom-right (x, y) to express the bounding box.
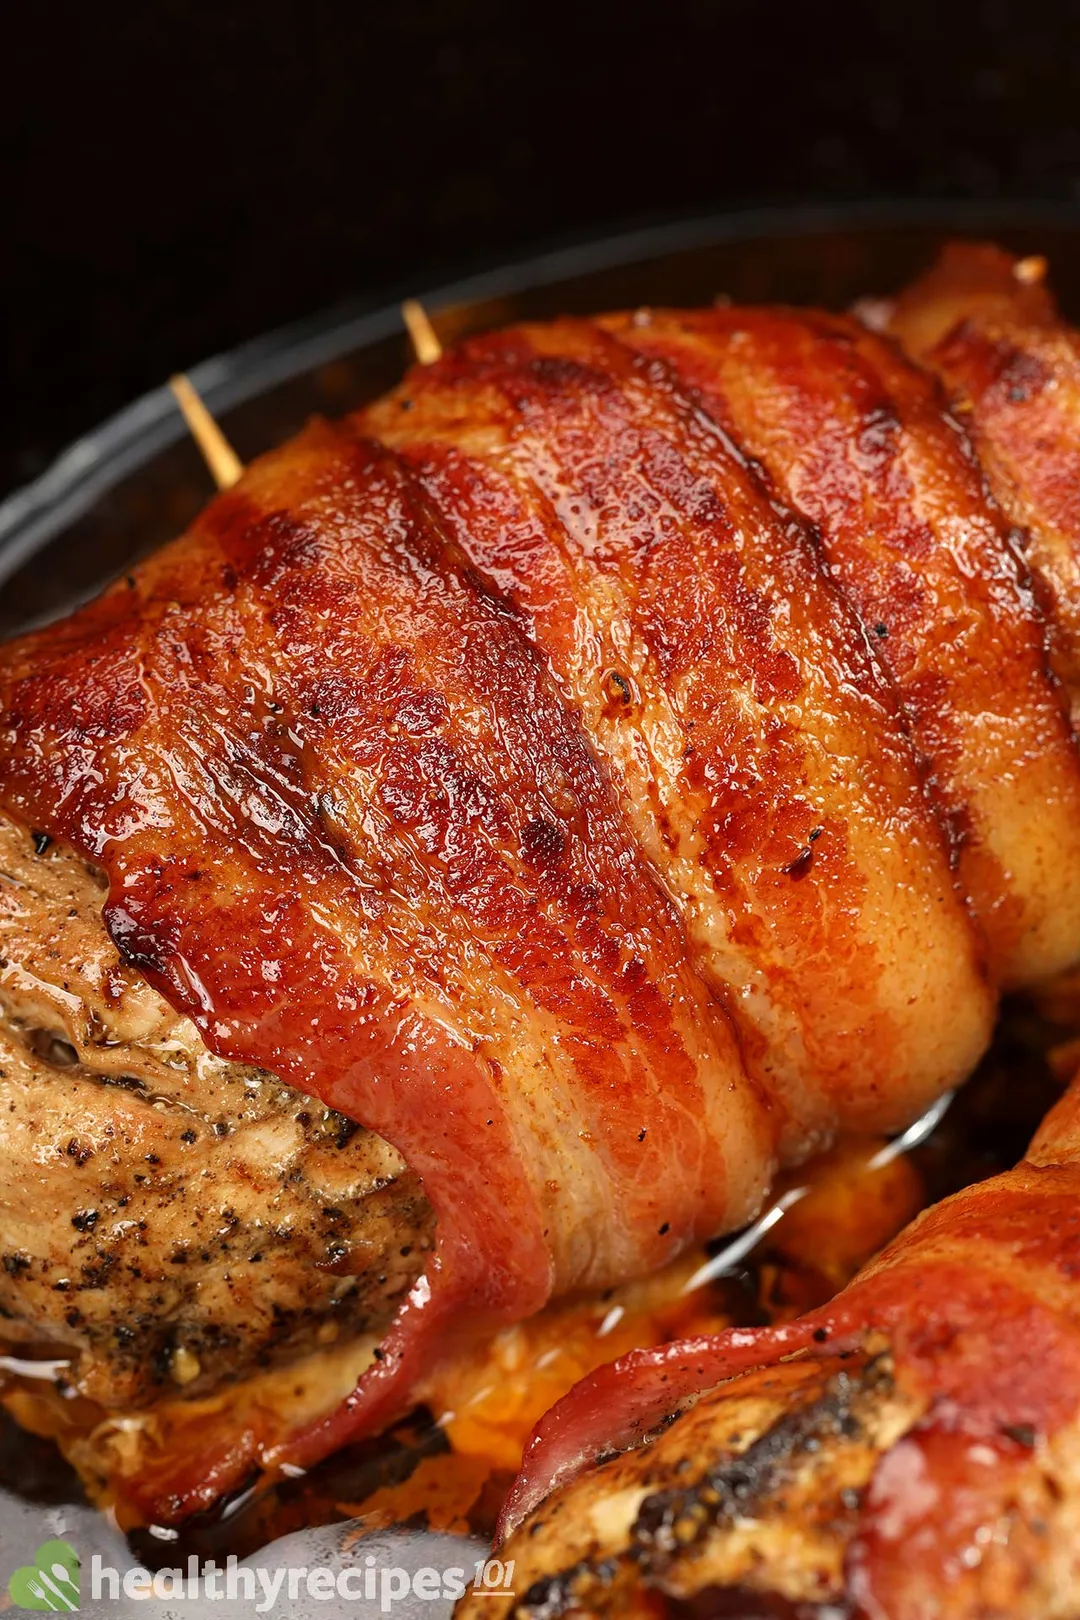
top-left (606, 302), bottom-right (1080, 985)
top-left (364, 319), bottom-right (990, 1147)
top-left (0, 428), bottom-right (771, 1481)
top-left (889, 242), bottom-right (1080, 723)
top-left (0, 243), bottom-right (1079, 1520)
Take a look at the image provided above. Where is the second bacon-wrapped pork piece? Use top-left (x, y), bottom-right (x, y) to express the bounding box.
top-left (485, 1074), bottom-right (1080, 1619)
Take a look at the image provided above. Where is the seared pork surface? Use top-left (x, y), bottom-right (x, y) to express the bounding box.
top-left (0, 812), bottom-right (431, 1409)
top-left (474, 1351), bottom-right (923, 1616)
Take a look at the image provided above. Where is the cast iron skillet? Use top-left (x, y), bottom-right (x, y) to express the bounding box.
top-left (5, 199), bottom-right (1080, 643)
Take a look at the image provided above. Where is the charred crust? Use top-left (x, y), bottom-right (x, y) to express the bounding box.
top-left (634, 1359), bottom-right (890, 1559)
top-left (512, 1357), bottom-right (895, 1617)
top-left (522, 816), bottom-right (567, 866)
top-left (515, 1556), bottom-right (625, 1619)
top-left (781, 845), bottom-right (815, 880)
top-left (96, 1071), bottom-right (148, 1094)
top-left (334, 1115), bottom-right (361, 1149)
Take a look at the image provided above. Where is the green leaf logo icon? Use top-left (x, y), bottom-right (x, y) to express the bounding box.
top-left (7, 1538), bottom-right (79, 1610)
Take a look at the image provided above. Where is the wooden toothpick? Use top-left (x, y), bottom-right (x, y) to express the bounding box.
top-left (169, 373), bottom-right (244, 490)
top-left (402, 299), bottom-right (443, 364)
top-left (1014, 255), bottom-right (1048, 286)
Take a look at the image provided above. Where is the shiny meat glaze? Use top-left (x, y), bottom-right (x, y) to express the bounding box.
top-left (0, 814), bottom-right (432, 1407)
top-left (480, 1079), bottom-right (1080, 1619)
top-left (605, 304), bottom-right (1080, 987)
top-left (889, 243), bottom-right (1080, 726)
top-left (363, 319), bottom-right (991, 1148)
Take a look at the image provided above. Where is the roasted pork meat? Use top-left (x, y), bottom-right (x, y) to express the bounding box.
top-left (0, 816), bottom-right (431, 1409)
top-left (1, 242), bottom-right (1079, 1534)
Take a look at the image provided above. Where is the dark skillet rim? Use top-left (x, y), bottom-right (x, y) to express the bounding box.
top-left (4, 196), bottom-right (1080, 590)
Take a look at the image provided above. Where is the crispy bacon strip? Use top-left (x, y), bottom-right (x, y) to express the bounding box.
top-left (364, 318), bottom-right (991, 1153)
top-left (0, 423), bottom-right (769, 1512)
top-left (498, 1073), bottom-right (1080, 1615)
top-left (888, 242), bottom-right (1080, 723)
top-left (607, 304), bottom-right (1080, 986)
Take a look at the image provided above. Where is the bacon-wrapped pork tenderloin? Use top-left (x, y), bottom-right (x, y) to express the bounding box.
top-left (0, 242), bottom-right (1078, 1530)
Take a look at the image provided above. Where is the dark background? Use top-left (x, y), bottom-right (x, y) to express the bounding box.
top-left (5, 0), bottom-right (1080, 500)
